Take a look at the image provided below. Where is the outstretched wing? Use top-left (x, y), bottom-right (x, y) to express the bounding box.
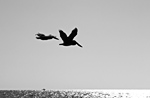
top-left (68, 28), bottom-right (78, 40)
top-left (59, 30), bottom-right (68, 42)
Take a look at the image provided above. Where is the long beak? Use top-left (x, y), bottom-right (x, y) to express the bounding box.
top-left (76, 42), bottom-right (83, 48)
top-left (53, 36), bottom-right (59, 40)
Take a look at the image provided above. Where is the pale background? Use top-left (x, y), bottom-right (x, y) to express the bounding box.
top-left (0, 0), bottom-right (150, 90)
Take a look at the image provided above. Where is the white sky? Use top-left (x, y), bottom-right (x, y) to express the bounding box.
top-left (0, 0), bottom-right (150, 90)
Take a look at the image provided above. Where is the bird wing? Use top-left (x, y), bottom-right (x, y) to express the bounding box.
top-left (59, 30), bottom-right (68, 42)
top-left (68, 28), bottom-right (78, 40)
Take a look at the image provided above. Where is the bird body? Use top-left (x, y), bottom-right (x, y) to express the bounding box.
top-left (59, 28), bottom-right (82, 47)
top-left (36, 33), bottom-right (59, 40)
top-left (59, 40), bottom-right (76, 46)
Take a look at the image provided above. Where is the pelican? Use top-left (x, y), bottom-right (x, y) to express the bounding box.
top-left (36, 33), bottom-right (59, 40)
top-left (59, 28), bottom-right (82, 47)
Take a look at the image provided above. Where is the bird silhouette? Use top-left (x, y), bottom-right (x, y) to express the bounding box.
top-left (36, 33), bottom-right (59, 40)
top-left (59, 28), bottom-right (82, 47)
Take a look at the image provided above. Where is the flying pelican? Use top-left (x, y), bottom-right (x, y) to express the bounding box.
top-left (36, 33), bottom-right (59, 40)
top-left (59, 28), bottom-right (82, 47)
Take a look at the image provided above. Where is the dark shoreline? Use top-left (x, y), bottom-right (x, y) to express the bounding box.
top-left (0, 89), bottom-right (131, 98)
